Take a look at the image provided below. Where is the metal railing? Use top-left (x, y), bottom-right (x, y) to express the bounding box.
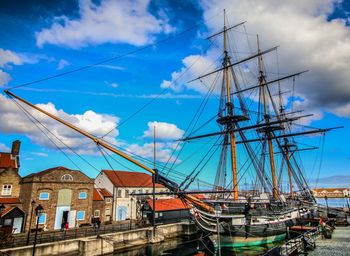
top-left (263, 226), bottom-right (320, 256)
top-left (0, 221), bottom-right (148, 249)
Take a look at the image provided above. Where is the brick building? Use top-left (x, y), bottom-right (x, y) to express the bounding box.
top-left (20, 166), bottom-right (94, 231)
top-left (0, 140), bottom-right (24, 233)
top-left (95, 170), bottom-right (168, 222)
top-left (0, 140), bottom-right (22, 208)
top-left (92, 188), bottom-right (113, 224)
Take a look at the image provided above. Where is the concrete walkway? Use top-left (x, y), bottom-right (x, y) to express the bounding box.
top-left (309, 226), bottom-right (350, 256)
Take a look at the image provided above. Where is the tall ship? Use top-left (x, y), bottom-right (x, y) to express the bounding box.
top-left (4, 12), bottom-right (341, 248)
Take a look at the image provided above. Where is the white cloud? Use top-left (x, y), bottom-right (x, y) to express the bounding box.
top-left (160, 53), bottom-right (219, 94)
top-left (163, 1), bottom-right (350, 118)
top-left (0, 49), bottom-right (22, 68)
top-left (0, 143), bottom-right (10, 152)
top-left (126, 142), bottom-right (180, 163)
top-left (98, 64), bottom-right (124, 70)
top-left (0, 94), bottom-right (120, 155)
top-left (0, 70), bottom-right (11, 87)
top-left (36, 0), bottom-right (173, 48)
top-left (56, 59), bottom-right (69, 70)
top-left (32, 152), bottom-right (48, 157)
top-left (110, 83), bottom-right (118, 88)
top-left (0, 48), bottom-right (25, 87)
top-left (143, 121), bottom-right (184, 140)
top-left (1, 94), bottom-right (182, 162)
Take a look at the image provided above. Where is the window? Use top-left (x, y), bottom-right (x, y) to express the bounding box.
top-left (1, 184), bottom-right (12, 196)
top-left (94, 210), bottom-right (100, 217)
top-left (125, 189), bottom-right (129, 198)
top-left (105, 208), bottom-right (110, 215)
top-left (77, 211), bottom-right (85, 220)
top-left (78, 191), bottom-right (87, 199)
top-left (61, 174), bottom-right (73, 181)
top-left (37, 213), bottom-right (46, 224)
top-left (105, 198), bottom-right (111, 203)
top-left (39, 192), bottom-right (49, 200)
top-left (117, 189), bottom-right (122, 198)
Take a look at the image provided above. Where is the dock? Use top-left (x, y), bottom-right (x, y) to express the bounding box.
top-left (308, 226), bottom-right (350, 256)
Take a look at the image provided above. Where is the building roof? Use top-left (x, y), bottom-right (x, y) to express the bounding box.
top-left (312, 188), bottom-right (349, 193)
top-left (102, 170), bottom-right (164, 188)
top-left (98, 188), bottom-right (113, 197)
top-left (0, 197), bottom-right (21, 204)
top-left (23, 166), bottom-right (74, 178)
top-left (0, 153), bottom-right (17, 169)
top-left (0, 207), bottom-right (15, 217)
top-left (93, 189), bottom-right (104, 201)
top-left (148, 198), bottom-right (189, 212)
top-left (0, 206), bottom-right (24, 218)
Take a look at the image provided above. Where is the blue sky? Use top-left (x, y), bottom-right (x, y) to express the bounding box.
top-left (1, 0), bottom-right (349, 189)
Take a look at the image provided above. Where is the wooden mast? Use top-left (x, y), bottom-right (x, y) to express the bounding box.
top-left (257, 35), bottom-right (278, 199)
top-left (223, 10), bottom-right (239, 201)
top-left (5, 90), bottom-right (214, 212)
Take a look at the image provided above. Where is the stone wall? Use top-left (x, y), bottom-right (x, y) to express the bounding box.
top-left (0, 222), bottom-right (198, 256)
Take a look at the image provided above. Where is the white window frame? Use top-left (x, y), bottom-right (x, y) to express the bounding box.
top-left (1, 184), bottom-right (12, 196)
top-left (37, 213), bottom-right (47, 224)
top-left (39, 192), bottom-right (50, 200)
top-left (105, 198), bottom-right (111, 203)
top-left (94, 210), bottom-right (100, 217)
top-left (77, 211), bottom-right (85, 220)
top-left (78, 191), bottom-right (87, 199)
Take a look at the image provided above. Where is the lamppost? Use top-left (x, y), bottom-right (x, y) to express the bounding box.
top-left (324, 195), bottom-right (329, 218)
top-left (130, 197), bottom-right (134, 230)
top-left (26, 200), bottom-right (36, 245)
top-left (32, 204), bottom-right (44, 256)
top-left (0, 203), bottom-right (5, 227)
top-left (214, 204), bottom-right (222, 256)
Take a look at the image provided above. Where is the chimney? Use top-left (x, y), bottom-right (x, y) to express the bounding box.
top-left (11, 140), bottom-right (21, 156)
top-left (11, 140), bottom-right (21, 168)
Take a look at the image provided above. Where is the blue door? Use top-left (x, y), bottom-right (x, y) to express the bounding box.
top-left (117, 206), bottom-right (127, 221)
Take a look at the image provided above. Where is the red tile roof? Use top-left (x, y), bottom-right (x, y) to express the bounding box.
top-left (93, 189), bottom-right (104, 201)
top-left (98, 188), bottom-right (112, 197)
top-left (102, 170), bottom-right (164, 188)
top-left (0, 197), bottom-right (21, 204)
top-left (0, 153), bottom-right (17, 169)
top-left (148, 198), bottom-right (189, 212)
top-left (193, 194), bottom-right (206, 199)
top-left (0, 207), bottom-right (15, 217)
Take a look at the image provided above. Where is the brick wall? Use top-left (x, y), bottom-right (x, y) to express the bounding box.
top-left (21, 167), bottom-right (94, 231)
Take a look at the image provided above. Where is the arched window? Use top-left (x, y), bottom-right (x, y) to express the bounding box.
top-left (79, 191), bottom-right (87, 199)
top-left (61, 174), bottom-right (73, 181)
top-left (39, 192), bottom-right (50, 200)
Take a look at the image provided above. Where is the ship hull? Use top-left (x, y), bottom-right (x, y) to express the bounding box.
top-left (211, 233), bottom-right (286, 248)
top-left (191, 205), bottom-right (313, 247)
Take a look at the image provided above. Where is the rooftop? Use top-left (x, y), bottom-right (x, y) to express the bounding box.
top-left (148, 198), bottom-right (189, 212)
top-left (102, 170), bottom-right (164, 188)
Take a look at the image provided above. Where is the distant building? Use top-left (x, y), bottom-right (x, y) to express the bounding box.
top-left (144, 198), bottom-right (190, 225)
top-left (95, 170), bottom-right (167, 222)
top-left (92, 188), bottom-right (113, 224)
top-left (20, 166), bottom-right (94, 231)
top-left (312, 188), bottom-right (350, 198)
top-left (0, 140), bottom-right (24, 233)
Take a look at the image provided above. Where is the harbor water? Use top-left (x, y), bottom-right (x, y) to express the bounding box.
top-left (112, 234), bottom-right (284, 256)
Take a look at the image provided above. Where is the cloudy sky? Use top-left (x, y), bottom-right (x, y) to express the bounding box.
top-left (1, 0), bottom-right (349, 188)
